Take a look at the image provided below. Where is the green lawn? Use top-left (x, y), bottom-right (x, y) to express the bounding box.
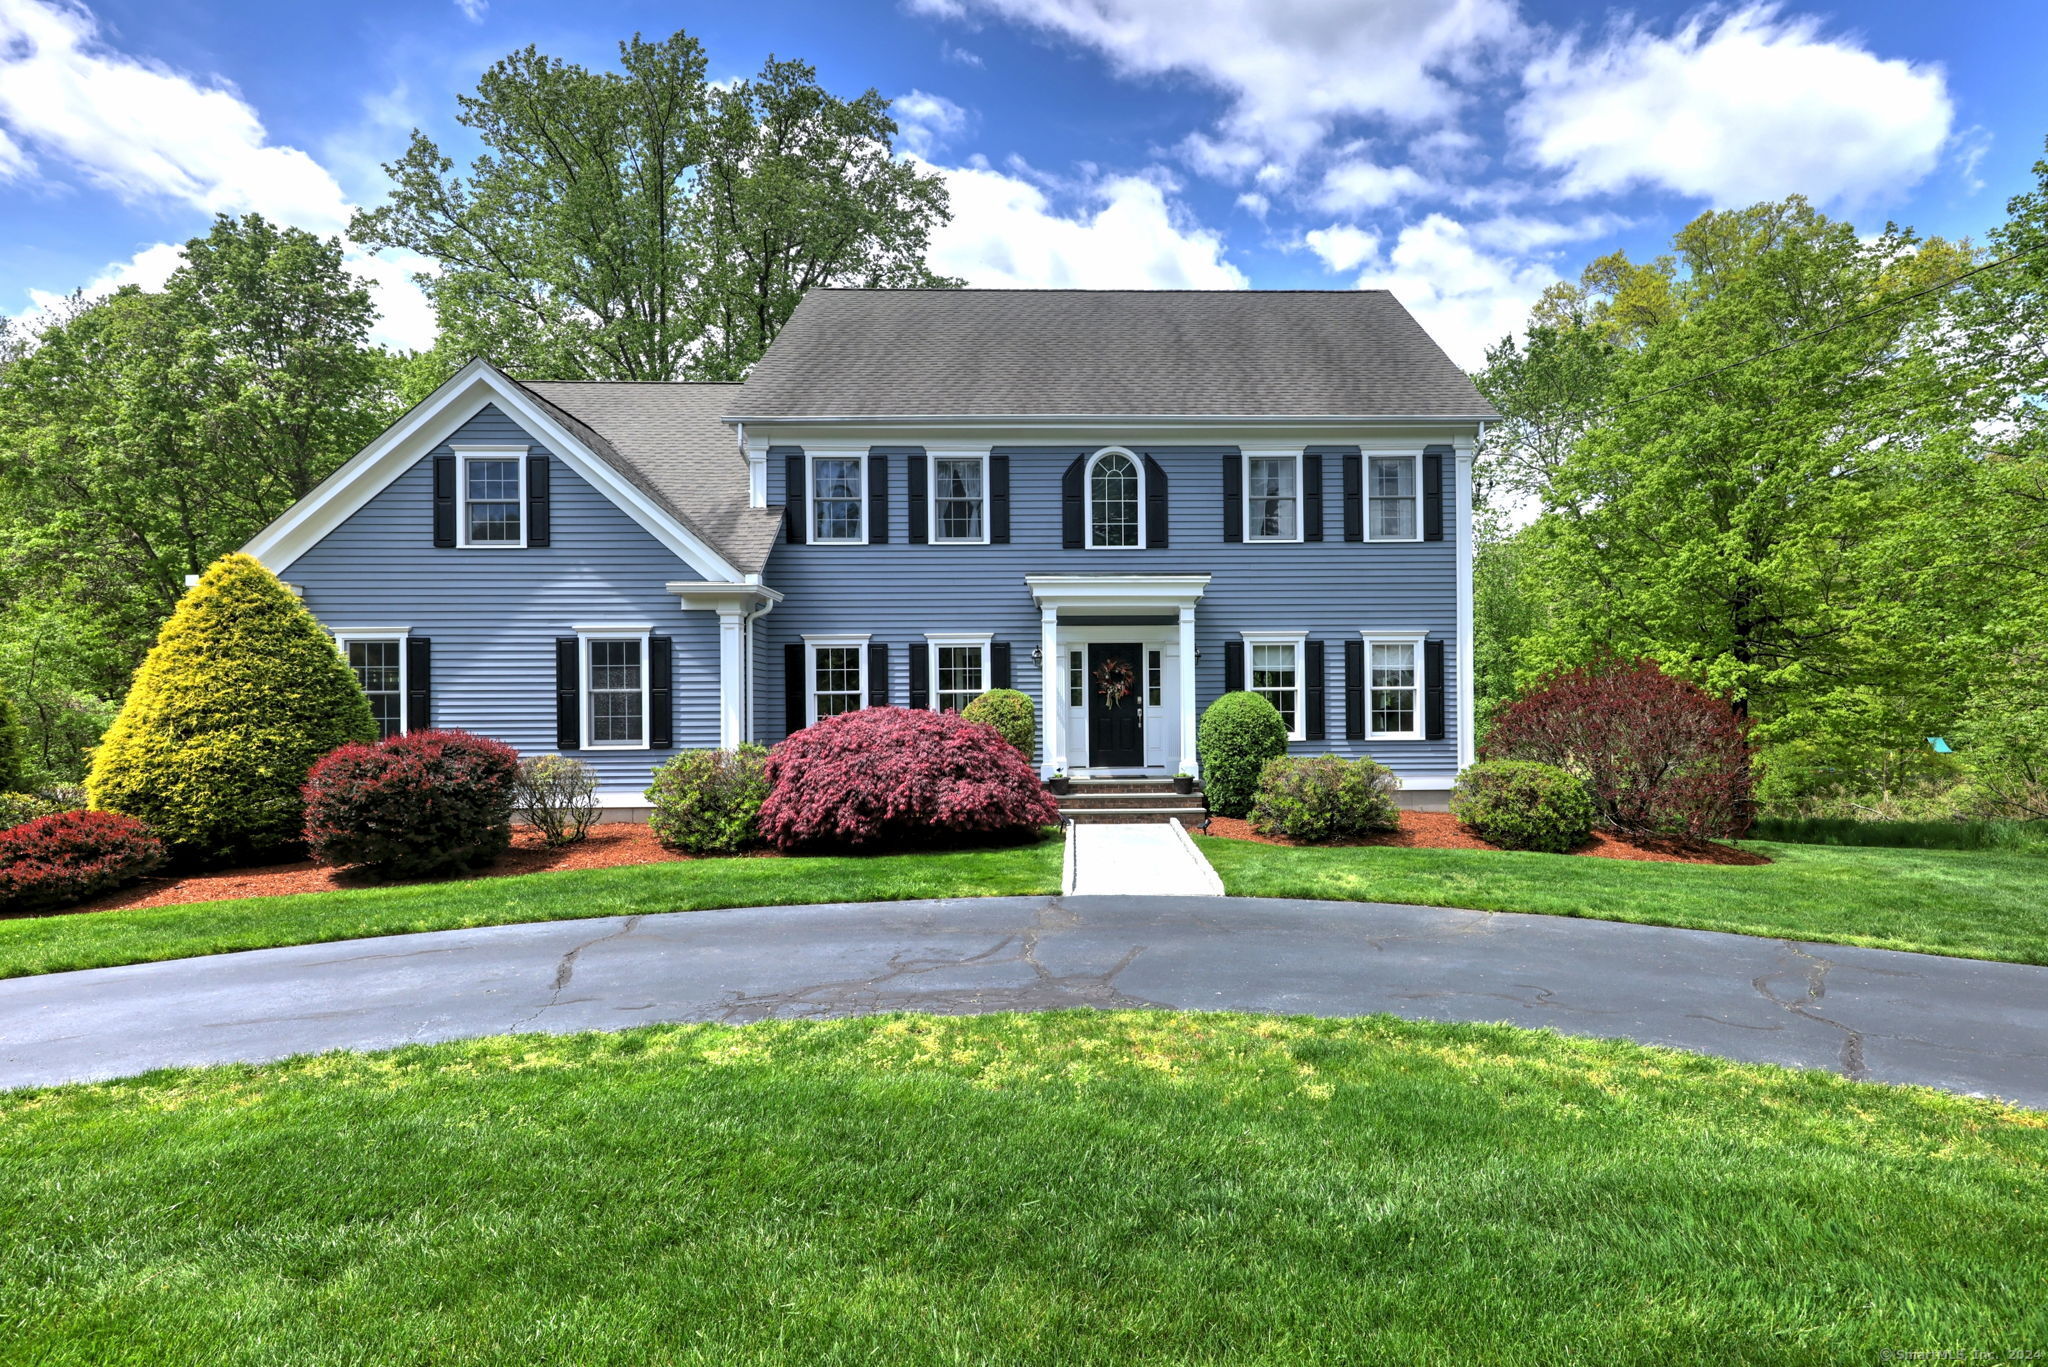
top-left (0, 837), bottom-right (1061, 980)
top-left (1196, 835), bottom-right (2048, 965)
top-left (3, 1011), bottom-right (2042, 1364)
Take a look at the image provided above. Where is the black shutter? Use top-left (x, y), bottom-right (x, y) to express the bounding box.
top-left (1424, 446), bottom-right (1449, 543)
top-left (781, 449), bottom-right (806, 545)
top-left (1303, 453), bottom-right (1323, 543)
top-left (1342, 451), bottom-right (1363, 542)
top-left (526, 454), bottom-right (551, 547)
top-left (433, 453), bottom-right (457, 547)
top-left (1222, 452), bottom-right (1243, 543)
top-left (1344, 639), bottom-right (1365, 740)
top-left (868, 643), bottom-right (889, 707)
top-left (907, 453), bottom-right (928, 544)
top-left (989, 454), bottom-right (1011, 544)
top-left (1305, 640), bottom-right (1326, 742)
top-left (1062, 455), bottom-right (1085, 549)
top-left (1425, 638), bottom-right (1447, 741)
top-left (1143, 454), bottom-right (1169, 549)
top-left (555, 637), bottom-right (580, 750)
top-left (405, 637), bottom-right (431, 733)
top-left (649, 635), bottom-right (673, 748)
top-left (992, 640), bottom-right (1012, 690)
top-left (868, 452), bottom-right (889, 544)
top-left (784, 642), bottom-right (805, 735)
top-left (909, 643), bottom-right (930, 710)
top-left (1224, 639), bottom-right (1245, 693)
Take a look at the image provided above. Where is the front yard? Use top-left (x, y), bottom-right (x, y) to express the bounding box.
top-left (3, 1011), bottom-right (2041, 1364)
top-left (1196, 835), bottom-right (2048, 966)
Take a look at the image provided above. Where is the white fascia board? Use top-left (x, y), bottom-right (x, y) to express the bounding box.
top-left (732, 418), bottom-right (1489, 451)
top-left (668, 582), bottom-right (783, 615)
top-left (723, 413), bottom-right (1499, 426)
top-left (1025, 574), bottom-right (1212, 612)
top-left (243, 358), bottom-right (747, 584)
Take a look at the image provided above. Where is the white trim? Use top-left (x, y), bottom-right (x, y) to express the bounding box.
top-left (1083, 446), bottom-right (1146, 550)
top-left (455, 447), bottom-right (529, 548)
top-left (923, 632), bottom-right (993, 712)
top-left (927, 450), bottom-right (991, 545)
top-left (334, 630), bottom-right (410, 738)
top-left (1359, 631), bottom-right (1428, 741)
top-left (571, 621), bottom-right (655, 634)
top-left (1025, 573), bottom-right (1210, 611)
top-left (803, 634), bottom-right (871, 726)
top-left (241, 358), bottom-right (747, 582)
top-left (725, 412), bottom-right (1500, 427)
top-left (578, 629), bottom-right (652, 751)
top-left (1240, 631), bottom-right (1307, 742)
top-left (1242, 449), bottom-right (1304, 543)
top-left (1454, 438), bottom-right (1476, 771)
top-left (806, 449), bottom-right (869, 545)
top-left (1365, 452), bottom-right (1425, 543)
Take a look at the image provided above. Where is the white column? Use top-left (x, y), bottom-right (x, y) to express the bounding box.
top-left (1453, 439), bottom-right (1476, 774)
top-left (716, 608), bottom-right (747, 750)
top-left (1041, 605), bottom-right (1064, 777)
top-left (1178, 604), bottom-right (1199, 778)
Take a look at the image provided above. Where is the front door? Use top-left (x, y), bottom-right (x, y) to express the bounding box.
top-left (1086, 642), bottom-right (1145, 768)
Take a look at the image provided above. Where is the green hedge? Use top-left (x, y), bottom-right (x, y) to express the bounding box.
top-left (960, 689), bottom-right (1035, 756)
top-left (1197, 691), bottom-right (1289, 818)
top-left (1747, 816), bottom-right (2048, 853)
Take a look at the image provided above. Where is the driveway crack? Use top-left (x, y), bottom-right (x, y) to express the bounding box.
top-left (1752, 942), bottom-right (1868, 1080)
top-left (508, 916), bottom-right (643, 1031)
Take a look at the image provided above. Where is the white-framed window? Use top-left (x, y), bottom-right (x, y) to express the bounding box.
top-left (808, 451), bottom-right (867, 544)
top-left (930, 453), bottom-right (988, 544)
top-left (1086, 447), bottom-right (1144, 549)
top-left (1068, 650), bottom-right (1084, 707)
top-left (1147, 649), bottom-right (1162, 707)
top-left (454, 446), bottom-right (527, 547)
top-left (1242, 632), bottom-right (1306, 741)
top-left (334, 630), bottom-right (408, 739)
top-left (576, 627), bottom-right (651, 749)
top-left (1361, 631), bottom-right (1427, 739)
top-left (805, 634), bottom-right (870, 724)
top-left (926, 633), bottom-right (991, 713)
top-left (1245, 451), bottom-right (1301, 542)
top-left (1368, 454), bottom-right (1420, 541)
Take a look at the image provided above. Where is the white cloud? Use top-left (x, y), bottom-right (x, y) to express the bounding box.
top-left (1235, 191), bottom-right (1270, 218)
top-left (20, 239), bottom-right (182, 315)
top-left (1465, 212), bottom-right (1627, 253)
top-left (907, 0), bottom-right (1521, 173)
top-left (1316, 157), bottom-right (1432, 212)
top-left (454, 0), bottom-right (487, 20)
top-left (894, 89), bottom-right (971, 158)
top-left (1302, 225), bottom-right (1378, 274)
top-left (1515, 5), bottom-right (1953, 207)
top-left (1322, 214), bottom-right (1559, 368)
top-left (0, 125), bottom-right (29, 181)
top-left (924, 158), bottom-right (1247, 289)
top-left (940, 40), bottom-right (983, 67)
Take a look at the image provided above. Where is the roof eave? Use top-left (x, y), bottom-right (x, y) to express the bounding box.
top-left (720, 412), bottom-right (1500, 426)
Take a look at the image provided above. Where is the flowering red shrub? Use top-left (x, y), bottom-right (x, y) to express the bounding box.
top-left (759, 707), bottom-right (1061, 851)
top-left (0, 809), bottom-right (166, 912)
top-left (302, 730), bottom-right (520, 877)
top-left (1481, 657), bottom-right (1753, 839)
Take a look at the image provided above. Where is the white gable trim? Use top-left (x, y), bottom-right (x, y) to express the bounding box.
top-left (243, 358), bottom-right (746, 583)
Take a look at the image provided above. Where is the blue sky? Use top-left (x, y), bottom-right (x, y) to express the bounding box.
top-left (1, 0), bottom-right (2038, 366)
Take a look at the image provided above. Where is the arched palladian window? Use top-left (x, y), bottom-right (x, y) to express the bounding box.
top-left (1087, 447), bottom-right (1143, 548)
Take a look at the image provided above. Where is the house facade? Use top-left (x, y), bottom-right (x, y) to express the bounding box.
top-left (243, 289), bottom-right (1496, 808)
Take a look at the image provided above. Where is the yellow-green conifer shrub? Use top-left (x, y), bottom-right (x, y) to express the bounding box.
top-left (87, 554), bottom-right (377, 865)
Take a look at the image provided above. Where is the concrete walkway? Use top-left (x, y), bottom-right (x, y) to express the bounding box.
top-left (1063, 820), bottom-right (1224, 896)
top-left (3, 896), bottom-right (2045, 1106)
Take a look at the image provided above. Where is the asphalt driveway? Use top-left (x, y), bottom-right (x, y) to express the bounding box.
top-left (4, 895), bottom-right (2045, 1105)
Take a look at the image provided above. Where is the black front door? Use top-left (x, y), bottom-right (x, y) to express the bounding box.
top-left (1086, 642), bottom-right (1145, 768)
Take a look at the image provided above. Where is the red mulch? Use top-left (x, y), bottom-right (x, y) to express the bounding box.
top-left (55, 823), bottom-right (726, 917)
top-left (1202, 810), bottom-right (1768, 866)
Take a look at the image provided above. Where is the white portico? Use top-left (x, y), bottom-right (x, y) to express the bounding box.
top-left (1026, 574), bottom-right (1210, 779)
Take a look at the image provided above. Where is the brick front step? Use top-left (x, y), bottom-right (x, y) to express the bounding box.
top-left (1061, 807), bottom-right (1210, 825)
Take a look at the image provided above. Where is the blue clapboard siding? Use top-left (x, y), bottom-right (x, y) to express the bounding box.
top-left (760, 444), bottom-right (1461, 778)
top-left (285, 405), bottom-right (720, 789)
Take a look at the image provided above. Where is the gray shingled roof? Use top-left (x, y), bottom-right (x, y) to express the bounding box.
top-left (516, 380), bottom-right (782, 576)
top-left (731, 289), bottom-right (1497, 419)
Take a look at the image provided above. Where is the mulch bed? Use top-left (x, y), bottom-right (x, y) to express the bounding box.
top-left (60, 823), bottom-right (724, 917)
top-left (1201, 810), bottom-right (1768, 866)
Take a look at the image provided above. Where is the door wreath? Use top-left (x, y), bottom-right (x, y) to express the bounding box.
top-left (1094, 656), bottom-right (1137, 708)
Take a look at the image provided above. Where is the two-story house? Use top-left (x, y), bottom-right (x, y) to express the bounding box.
top-left (242, 289), bottom-right (1497, 811)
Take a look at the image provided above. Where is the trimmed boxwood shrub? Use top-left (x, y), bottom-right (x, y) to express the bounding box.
top-left (1482, 657), bottom-right (1753, 839)
top-left (959, 688), bottom-right (1035, 756)
top-left (646, 745), bottom-right (770, 855)
top-left (1197, 691), bottom-right (1289, 818)
top-left (1450, 760), bottom-right (1596, 853)
top-left (1248, 754), bottom-right (1402, 842)
top-left (0, 809), bottom-right (166, 913)
top-left (759, 707), bottom-right (1059, 852)
top-left (87, 554), bottom-right (377, 865)
top-left (302, 730), bottom-right (520, 878)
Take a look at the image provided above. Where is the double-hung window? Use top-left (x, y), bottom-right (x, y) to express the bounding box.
top-left (1243, 633), bottom-right (1305, 741)
top-left (810, 453), bottom-right (866, 543)
top-left (931, 454), bottom-right (987, 544)
top-left (336, 632), bottom-right (407, 739)
top-left (1361, 633), bottom-right (1425, 739)
top-left (1368, 455), bottom-right (1418, 541)
top-left (806, 635), bottom-right (869, 724)
top-left (1086, 448), bottom-right (1143, 548)
top-left (1245, 453), bottom-right (1300, 541)
top-left (926, 634), bottom-right (990, 713)
top-left (579, 630), bottom-right (650, 748)
top-left (456, 448), bottom-right (526, 547)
